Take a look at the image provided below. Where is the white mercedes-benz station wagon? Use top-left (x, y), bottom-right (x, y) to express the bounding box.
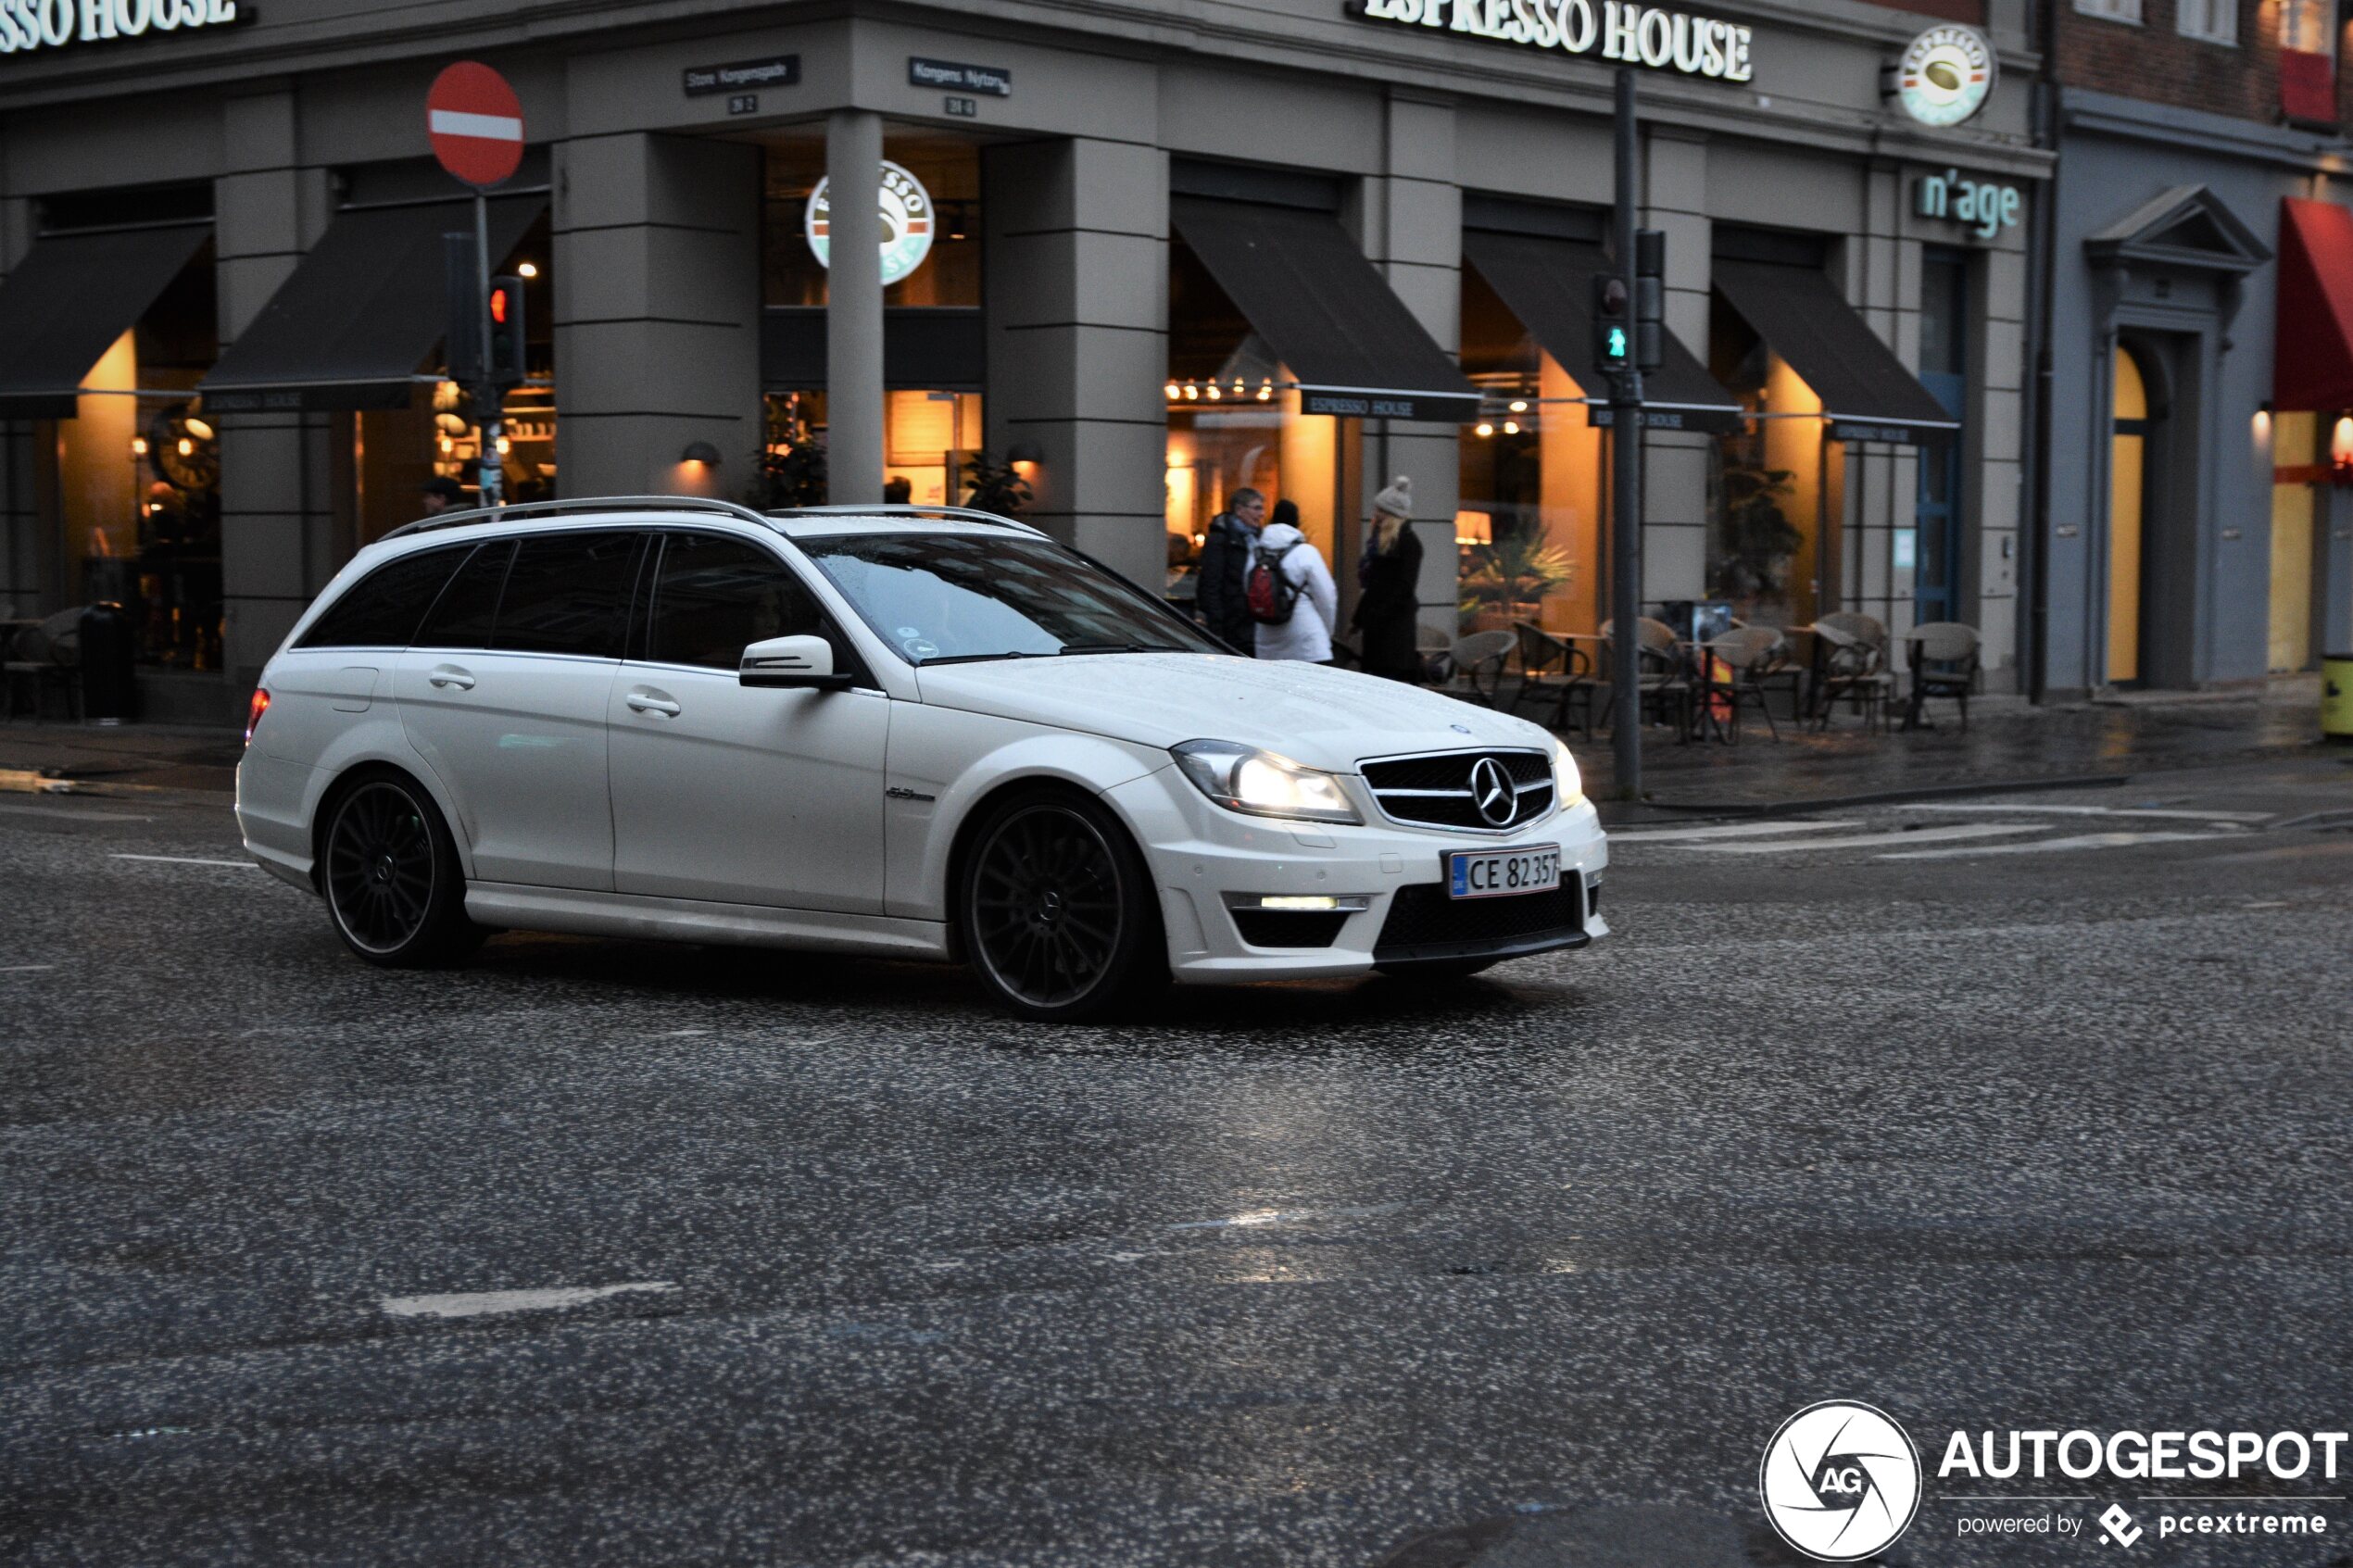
top-left (236, 498), bottom-right (1608, 1021)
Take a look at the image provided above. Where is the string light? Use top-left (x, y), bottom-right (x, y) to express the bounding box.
top-left (1183, 384), bottom-right (1198, 400)
top-left (1508, 400), bottom-right (1528, 413)
top-left (1165, 383), bottom-right (1181, 400)
top-left (1475, 421), bottom-right (1495, 438)
top-left (1206, 384), bottom-right (1220, 400)
top-left (177, 437), bottom-right (195, 457)
top-left (1502, 420), bottom-right (1519, 435)
top-left (130, 436), bottom-right (148, 457)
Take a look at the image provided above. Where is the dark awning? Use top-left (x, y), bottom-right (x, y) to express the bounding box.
top-left (1713, 259), bottom-right (1957, 445)
top-left (1170, 195), bottom-right (1480, 423)
top-left (761, 307), bottom-right (986, 392)
top-left (200, 195), bottom-right (544, 413)
top-left (2275, 197), bottom-right (2353, 411)
top-left (0, 221), bottom-right (211, 418)
top-left (1462, 229), bottom-right (1743, 434)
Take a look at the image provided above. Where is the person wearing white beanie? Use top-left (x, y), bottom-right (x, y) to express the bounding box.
top-left (1352, 474), bottom-right (1425, 682)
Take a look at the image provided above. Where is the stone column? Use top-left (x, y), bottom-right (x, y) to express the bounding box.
top-left (824, 109), bottom-right (885, 507)
top-left (981, 137), bottom-right (1169, 591)
top-left (215, 89), bottom-right (334, 689)
top-left (1641, 126), bottom-right (1712, 610)
top-left (1361, 92), bottom-right (1464, 648)
top-left (551, 133), bottom-right (761, 497)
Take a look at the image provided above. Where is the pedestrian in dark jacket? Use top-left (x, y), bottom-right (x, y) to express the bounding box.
top-left (1194, 487), bottom-right (1265, 653)
top-left (1352, 475), bottom-right (1424, 682)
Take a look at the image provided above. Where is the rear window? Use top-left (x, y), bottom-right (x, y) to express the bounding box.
top-left (297, 546), bottom-right (471, 649)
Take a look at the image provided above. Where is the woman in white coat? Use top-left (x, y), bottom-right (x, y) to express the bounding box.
top-left (1251, 498), bottom-right (1340, 663)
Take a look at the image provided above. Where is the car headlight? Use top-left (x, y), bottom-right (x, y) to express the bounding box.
top-left (1551, 736), bottom-right (1584, 808)
top-left (1172, 739), bottom-right (1362, 824)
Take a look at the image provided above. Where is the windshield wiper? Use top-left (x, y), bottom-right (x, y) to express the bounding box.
top-left (1056, 641), bottom-right (1186, 656)
top-left (920, 650), bottom-right (1050, 666)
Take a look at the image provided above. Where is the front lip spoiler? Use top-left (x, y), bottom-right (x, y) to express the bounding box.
top-left (1372, 928), bottom-right (1592, 968)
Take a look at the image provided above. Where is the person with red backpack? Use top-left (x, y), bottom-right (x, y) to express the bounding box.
top-left (1246, 497), bottom-right (1339, 663)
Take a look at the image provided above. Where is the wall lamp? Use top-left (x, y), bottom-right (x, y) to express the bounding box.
top-left (680, 441), bottom-right (724, 466)
top-left (1005, 441), bottom-right (1045, 468)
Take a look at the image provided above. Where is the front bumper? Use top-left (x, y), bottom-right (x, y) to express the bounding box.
top-left (1103, 765), bottom-right (1609, 984)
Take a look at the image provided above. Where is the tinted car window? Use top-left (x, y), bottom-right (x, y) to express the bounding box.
top-left (413, 540), bottom-right (513, 649)
top-left (646, 533), bottom-right (824, 671)
top-left (297, 545), bottom-right (470, 649)
top-left (495, 532), bottom-right (642, 659)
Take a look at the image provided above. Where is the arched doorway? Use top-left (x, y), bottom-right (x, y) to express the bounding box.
top-left (2108, 343), bottom-right (2152, 686)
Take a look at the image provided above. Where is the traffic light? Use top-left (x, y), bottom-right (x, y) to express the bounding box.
top-left (485, 275), bottom-right (527, 389)
top-left (1592, 273), bottom-right (1629, 371)
top-left (1634, 229), bottom-right (1667, 372)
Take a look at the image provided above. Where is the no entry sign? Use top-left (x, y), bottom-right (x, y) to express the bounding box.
top-left (426, 62), bottom-right (524, 187)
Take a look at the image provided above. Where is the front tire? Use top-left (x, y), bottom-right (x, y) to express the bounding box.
top-left (320, 771), bottom-right (478, 968)
top-left (958, 790), bottom-right (1165, 1023)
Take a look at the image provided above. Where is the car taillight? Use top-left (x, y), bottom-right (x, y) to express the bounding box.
top-left (245, 687), bottom-right (271, 746)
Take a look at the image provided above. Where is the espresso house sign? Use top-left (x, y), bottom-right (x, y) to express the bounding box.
top-left (1352, 0), bottom-right (1754, 81)
top-left (0, 0), bottom-right (245, 54)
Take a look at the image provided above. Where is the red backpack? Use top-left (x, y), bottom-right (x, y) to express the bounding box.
top-left (1245, 543), bottom-right (1303, 625)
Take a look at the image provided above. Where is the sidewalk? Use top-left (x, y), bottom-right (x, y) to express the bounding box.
top-left (0, 677), bottom-right (2334, 809)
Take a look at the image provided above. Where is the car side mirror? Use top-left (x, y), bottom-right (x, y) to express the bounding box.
top-left (740, 633), bottom-right (852, 691)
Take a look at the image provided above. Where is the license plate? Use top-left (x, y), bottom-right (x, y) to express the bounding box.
top-left (1445, 845), bottom-right (1562, 900)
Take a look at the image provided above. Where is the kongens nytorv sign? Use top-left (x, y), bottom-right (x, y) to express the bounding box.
top-left (1353, 0), bottom-right (1755, 81)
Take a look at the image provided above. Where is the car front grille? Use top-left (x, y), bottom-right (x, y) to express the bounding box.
top-left (1374, 882), bottom-right (1585, 963)
top-left (1359, 749), bottom-right (1554, 831)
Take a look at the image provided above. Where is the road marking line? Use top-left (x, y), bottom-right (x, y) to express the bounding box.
top-left (0, 964), bottom-right (57, 973)
top-left (1904, 803), bottom-right (2272, 822)
top-left (1683, 822), bottom-right (2045, 854)
top-left (1607, 820), bottom-right (1858, 844)
top-left (107, 853), bottom-right (258, 868)
top-left (381, 1282), bottom-right (677, 1319)
top-left (1167, 1202), bottom-right (1404, 1230)
top-left (1879, 830), bottom-right (2216, 861)
top-left (0, 801), bottom-right (150, 821)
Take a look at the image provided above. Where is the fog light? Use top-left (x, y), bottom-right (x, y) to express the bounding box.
top-left (1239, 894), bottom-right (1369, 912)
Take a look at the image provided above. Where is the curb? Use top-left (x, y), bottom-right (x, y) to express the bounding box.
top-left (1598, 771), bottom-right (2129, 823)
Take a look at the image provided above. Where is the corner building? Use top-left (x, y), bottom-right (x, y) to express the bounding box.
top-left (0, 0), bottom-right (2046, 717)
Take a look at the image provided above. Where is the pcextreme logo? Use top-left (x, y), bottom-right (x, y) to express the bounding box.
top-left (1760, 1401), bottom-right (1924, 1562)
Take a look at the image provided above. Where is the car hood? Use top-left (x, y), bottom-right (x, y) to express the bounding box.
top-left (913, 653), bottom-right (1557, 771)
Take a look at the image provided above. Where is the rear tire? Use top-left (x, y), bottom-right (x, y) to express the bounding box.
top-left (319, 771), bottom-right (479, 968)
top-left (958, 789), bottom-right (1165, 1023)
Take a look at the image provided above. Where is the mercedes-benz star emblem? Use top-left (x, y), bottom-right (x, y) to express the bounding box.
top-left (1468, 757), bottom-right (1517, 827)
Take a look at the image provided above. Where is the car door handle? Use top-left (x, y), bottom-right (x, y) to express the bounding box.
top-left (426, 666), bottom-right (475, 690)
top-left (625, 691), bottom-right (682, 717)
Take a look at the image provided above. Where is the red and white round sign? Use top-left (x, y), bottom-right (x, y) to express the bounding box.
top-left (426, 62), bottom-right (524, 188)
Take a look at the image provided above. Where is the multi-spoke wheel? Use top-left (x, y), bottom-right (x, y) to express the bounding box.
top-left (959, 792), bottom-right (1164, 1022)
top-left (321, 772), bottom-right (476, 967)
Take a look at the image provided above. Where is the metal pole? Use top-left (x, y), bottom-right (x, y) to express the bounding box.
top-left (473, 190), bottom-right (503, 509)
top-left (1609, 68), bottom-right (1644, 797)
top-left (825, 108), bottom-right (887, 505)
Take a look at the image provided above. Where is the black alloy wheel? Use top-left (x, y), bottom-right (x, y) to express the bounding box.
top-left (321, 775), bottom-right (474, 966)
top-left (961, 794), bottom-right (1162, 1022)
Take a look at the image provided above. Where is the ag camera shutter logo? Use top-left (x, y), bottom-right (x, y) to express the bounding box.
top-left (1760, 1400), bottom-right (1923, 1562)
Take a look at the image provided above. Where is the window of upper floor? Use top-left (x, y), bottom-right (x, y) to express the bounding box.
top-left (2281, 0), bottom-right (2336, 58)
top-left (2177, 0), bottom-right (2238, 44)
top-left (2074, 0), bottom-right (2143, 23)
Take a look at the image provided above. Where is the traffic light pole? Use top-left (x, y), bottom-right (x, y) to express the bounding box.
top-left (1608, 67), bottom-right (1642, 799)
top-left (473, 190), bottom-right (503, 509)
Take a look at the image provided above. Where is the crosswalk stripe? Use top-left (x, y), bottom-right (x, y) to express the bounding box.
top-left (1682, 822), bottom-right (2044, 854)
top-left (1607, 820), bottom-right (1857, 844)
top-left (1878, 829), bottom-right (2219, 861)
top-left (1903, 803), bottom-right (2271, 823)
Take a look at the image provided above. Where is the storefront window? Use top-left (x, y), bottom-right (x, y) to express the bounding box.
top-left (763, 136), bottom-right (980, 309)
top-left (1455, 263), bottom-right (1599, 634)
top-left (753, 389), bottom-right (984, 509)
top-left (1707, 295), bottom-right (1832, 627)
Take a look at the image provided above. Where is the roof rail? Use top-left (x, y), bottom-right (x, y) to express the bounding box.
top-left (769, 503), bottom-right (1046, 535)
top-left (380, 495), bottom-right (773, 541)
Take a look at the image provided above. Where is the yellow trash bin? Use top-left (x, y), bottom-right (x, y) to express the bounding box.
top-left (2326, 652), bottom-right (2353, 743)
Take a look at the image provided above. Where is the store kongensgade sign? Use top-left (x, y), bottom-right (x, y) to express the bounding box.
top-left (1349, 0), bottom-right (1754, 82)
top-left (684, 56), bottom-right (799, 95)
top-left (1, 0), bottom-right (249, 54)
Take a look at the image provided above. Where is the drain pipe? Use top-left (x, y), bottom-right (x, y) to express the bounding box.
top-left (2023, 0), bottom-right (2059, 703)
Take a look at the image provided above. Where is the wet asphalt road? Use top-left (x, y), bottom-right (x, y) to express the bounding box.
top-left (3, 755), bottom-right (2351, 1566)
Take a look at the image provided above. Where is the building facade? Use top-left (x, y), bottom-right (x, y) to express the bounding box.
top-left (1, 0), bottom-right (2049, 720)
top-left (2040, 0), bottom-right (2353, 696)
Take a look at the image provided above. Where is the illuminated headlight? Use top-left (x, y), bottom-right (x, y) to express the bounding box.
top-left (1551, 736), bottom-right (1584, 808)
top-left (1172, 739), bottom-right (1362, 824)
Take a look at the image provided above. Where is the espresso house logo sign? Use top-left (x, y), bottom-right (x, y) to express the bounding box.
top-left (1352, 0), bottom-right (1755, 81)
top-left (0, 0), bottom-right (246, 55)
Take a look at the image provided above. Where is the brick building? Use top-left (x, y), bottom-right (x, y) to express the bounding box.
top-left (2039, 0), bottom-right (2353, 693)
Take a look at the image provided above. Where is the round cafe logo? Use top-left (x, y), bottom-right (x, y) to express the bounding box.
top-left (1759, 1400), bottom-right (1923, 1562)
top-left (805, 159), bottom-right (936, 286)
top-left (1894, 23), bottom-right (1995, 128)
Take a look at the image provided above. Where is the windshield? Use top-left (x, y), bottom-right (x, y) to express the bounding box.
top-left (798, 532), bottom-right (1223, 665)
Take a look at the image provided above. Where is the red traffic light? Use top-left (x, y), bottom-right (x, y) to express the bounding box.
top-left (489, 285), bottom-right (510, 325)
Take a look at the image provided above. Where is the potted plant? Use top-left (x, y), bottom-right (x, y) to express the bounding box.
top-left (1458, 529), bottom-right (1573, 632)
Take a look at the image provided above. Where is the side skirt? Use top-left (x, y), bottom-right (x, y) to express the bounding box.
top-left (465, 883), bottom-right (954, 961)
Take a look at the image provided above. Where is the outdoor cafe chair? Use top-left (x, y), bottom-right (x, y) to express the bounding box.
top-left (1696, 624), bottom-right (1785, 743)
top-left (1444, 629), bottom-right (1517, 709)
top-left (1508, 621), bottom-right (1595, 733)
top-left (1904, 621), bottom-right (1983, 733)
top-left (1806, 612), bottom-right (1894, 734)
top-left (1597, 617), bottom-right (1695, 739)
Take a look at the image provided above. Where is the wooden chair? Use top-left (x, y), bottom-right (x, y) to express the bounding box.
top-left (1904, 621), bottom-right (1982, 732)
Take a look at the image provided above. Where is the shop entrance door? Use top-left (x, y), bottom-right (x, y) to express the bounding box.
top-left (1914, 251), bottom-right (1967, 624)
top-left (2107, 344), bottom-right (2152, 686)
top-left (2269, 413), bottom-right (2317, 672)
